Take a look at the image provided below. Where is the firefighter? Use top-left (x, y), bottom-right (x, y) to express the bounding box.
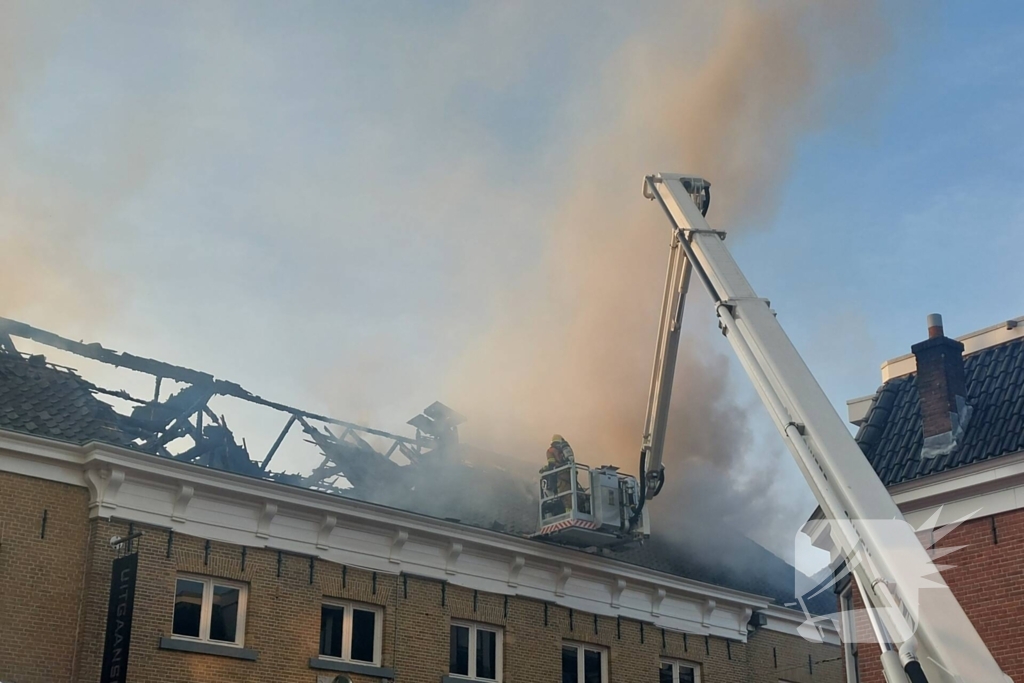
top-left (546, 434), bottom-right (574, 470)
top-left (542, 434), bottom-right (575, 515)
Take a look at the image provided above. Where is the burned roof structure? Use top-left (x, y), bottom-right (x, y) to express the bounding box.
top-left (0, 316), bottom-right (826, 613)
top-left (0, 317), bottom-right (464, 496)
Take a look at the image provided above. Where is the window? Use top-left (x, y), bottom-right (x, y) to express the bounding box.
top-left (562, 642), bottom-right (606, 683)
top-left (449, 621), bottom-right (503, 681)
top-left (840, 585), bottom-right (860, 683)
top-left (172, 575), bottom-right (247, 646)
top-left (660, 660), bottom-right (701, 683)
top-left (319, 600), bottom-right (384, 665)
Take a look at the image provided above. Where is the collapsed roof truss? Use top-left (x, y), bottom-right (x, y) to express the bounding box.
top-left (0, 317), bottom-right (464, 494)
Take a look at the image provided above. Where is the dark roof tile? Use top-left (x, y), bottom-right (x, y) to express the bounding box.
top-left (856, 338), bottom-right (1024, 486)
top-left (0, 353), bottom-right (132, 446)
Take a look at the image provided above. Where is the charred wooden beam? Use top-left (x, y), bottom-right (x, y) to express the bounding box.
top-left (0, 316), bottom-right (431, 448)
top-left (261, 414), bottom-right (297, 471)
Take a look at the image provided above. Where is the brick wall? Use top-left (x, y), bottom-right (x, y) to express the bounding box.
top-left (0, 470), bottom-right (91, 683)
top-left (74, 518), bottom-right (402, 683)
top-left (1, 471), bottom-right (842, 683)
top-left (846, 508), bottom-right (1024, 682)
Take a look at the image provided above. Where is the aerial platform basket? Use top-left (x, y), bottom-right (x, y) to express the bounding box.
top-left (533, 461), bottom-right (649, 548)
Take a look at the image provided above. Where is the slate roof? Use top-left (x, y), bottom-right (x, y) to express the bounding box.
top-left (0, 353), bottom-right (131, 446)
top-left (856, 338), bottom-right (1024, 486)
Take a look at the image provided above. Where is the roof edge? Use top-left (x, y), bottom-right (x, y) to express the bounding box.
top-left (0, 427), bottom-right (784, 626)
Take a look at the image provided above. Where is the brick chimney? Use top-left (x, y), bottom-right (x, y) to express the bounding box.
top-left (912, 313), bottom-right (972, 458)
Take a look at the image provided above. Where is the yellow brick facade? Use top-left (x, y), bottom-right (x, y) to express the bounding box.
top-left (0, 470), bottom-right (843, 683)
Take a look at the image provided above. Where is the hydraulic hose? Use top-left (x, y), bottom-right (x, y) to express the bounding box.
top-left (630, 450), bottom-right (648, 528)
top-left (903, 661), bottom-right (928, 683)
top-left (900, 639), bottom-right (929, 683)
top-left (630, 449), bottom-right (665, 529)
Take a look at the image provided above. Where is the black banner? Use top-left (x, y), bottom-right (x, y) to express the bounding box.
top-left (100, 551), bottom-right (138, 683)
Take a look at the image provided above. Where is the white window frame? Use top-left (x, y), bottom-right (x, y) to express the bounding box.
top-left (319, 599), bottom-right (384, 665)
top-left (840, 584), bottom-right (860, 683)
top-left (449, 620), bottom-right (504, 682)
top-left (171, 574), bottom-right (248, 647)
top-left (562, 641), bottom-right (608, 683)
top-left (660, 659), bottom-right (701, 683)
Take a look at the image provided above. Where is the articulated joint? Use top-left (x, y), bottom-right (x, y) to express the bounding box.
top-left (643, 174), bottom-right (711, 216)
top-left (642, 175), bottom-right (661, 199)
top-left (645, 467), bottom-right (665, 496)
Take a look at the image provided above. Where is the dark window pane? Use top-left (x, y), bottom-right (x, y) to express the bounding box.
top-left (209, 584), bottom-right (240, 642)
top-left (351, 609), bottom-right (377, 662)
top-left (172, 578), bottom-right (204, 638)
top-left (679, 665), bottom-right (695, 683)
top-left (320, 605), bottom-right (344, 658)
top-left (562, 645), bottom-right (579, 683)
top-left (476, 628), bottom-right (497, 680)
top-left (660, 662), bottom-right (674, 683)
top-left (583, 648), bottom-right (601, 683)
top-left (450, 625), bottom-right (469, 675)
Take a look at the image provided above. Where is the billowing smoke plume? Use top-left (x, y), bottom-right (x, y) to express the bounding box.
top-left (446, 1), bottom-right (890, 557)
top-left (0, 0), bottom-right (892, 566)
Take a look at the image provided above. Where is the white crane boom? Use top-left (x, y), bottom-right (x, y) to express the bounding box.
top-left (640, 173), bottom-right (1010, 683)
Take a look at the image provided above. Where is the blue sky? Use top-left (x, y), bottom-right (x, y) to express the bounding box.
top-left (2, 2), bottom-right (1022, 564)
top-left (744, 1), bottom-right (1024, 407)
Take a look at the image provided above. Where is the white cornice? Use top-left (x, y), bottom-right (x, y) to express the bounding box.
top-left (0, 429), bottom-right (830, 643)
top-left (761, 605), bottom-right (842, 647)
top-left (889, 448), bottom-right (1024, 506)
top-left (806, 450), bottom-right (1024, 548)
top-left (889, 449), bottom-right (1024, 530)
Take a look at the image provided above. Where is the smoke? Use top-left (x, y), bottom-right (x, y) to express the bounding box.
top-left (0, 0), bottom-right (892, 565)
top-left (446, 0), bottom-right (890, 557)
top-left (0, 3), bottom-right (151, 332)
top-left (0, 3), bottom-right (100, 328)
top-left (0, 3), bottom-right (240, 335)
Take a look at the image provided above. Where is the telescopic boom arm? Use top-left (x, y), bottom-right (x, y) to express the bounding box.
top-left (639, 173), bottom-right (1010, 683)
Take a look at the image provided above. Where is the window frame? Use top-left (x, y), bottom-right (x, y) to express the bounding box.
top-left (840, 584), bottom-right (860, 683)
top-left (660, 658), bottom-right (702, 683)
top-left (562, 641), bottom-right (608, 683)
top-left (448, 620), bottom-right (504, 682)
top-left (171, 574), bottom-right (248, 648)
top-left (318, 599), bottom-right (385, 666)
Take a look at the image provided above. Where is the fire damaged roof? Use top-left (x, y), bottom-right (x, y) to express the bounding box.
top-left (0, 317), bottom-right (824, 614)
top-left (0, 317), bottom-right (461, 494)
top-left (0, 353), bottom-right (133, 446)
top-left (855, 337), bottom-right (1024, 486)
